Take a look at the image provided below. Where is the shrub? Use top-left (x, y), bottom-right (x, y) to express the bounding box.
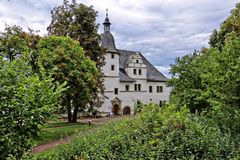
top-left (0, 57), bottom-right (64, 159)
top-left (30, 104), bottom-right (240, 160)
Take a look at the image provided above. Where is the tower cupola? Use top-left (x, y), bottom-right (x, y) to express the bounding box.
top-left (103, 10), bottom-right (111, 32)
top-left (101, 9), bottom-right (118, 53)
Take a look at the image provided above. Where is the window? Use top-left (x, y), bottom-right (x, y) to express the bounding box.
top-left (137, 101), bottom-right (141, 108)
top-left (157, 86), bottom-right (163, 93)
top-left (125, 85), bottom-right (129, 91)
top-left (135, 84), bottom-right (141, 91)
top-left (134, 84), bottom-right (137, 91)
top-left (149, 86), bottom-right (152, 93)
top-left (160, 86), bottom-right (163, 92)
top-left (138, 84), bottom-right (141, 91)
top-left (159, 100), bottom-right (162, 107)
top-left (111, 65), bottom-right (115, 71)
top-left (136, 60), bottom-right (139, 63)
top-left (139, 69), bottom-right (142, 75)
top-left (114, 88), bottom-right (118, 95)
top-left (133, 69), bottom-right (137, 75)
top-left (111, 54), bottom-right (114, 59)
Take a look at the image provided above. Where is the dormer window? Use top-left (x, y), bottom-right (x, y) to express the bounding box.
top-left (136, 60), bottom-right (139, 63)
top-left (139, 69), bottom-right (142, 75)
top-left (111, 54), bottom-right (114, 59)
top-left (133, 69), bottom-right (137, 75)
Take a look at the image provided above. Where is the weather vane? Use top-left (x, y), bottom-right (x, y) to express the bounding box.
top-left (106, 8), bottom-right (108, 18)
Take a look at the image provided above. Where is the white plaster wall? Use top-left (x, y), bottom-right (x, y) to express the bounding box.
top-left (99, 77), bottom-right (170, 115)
top-left (102, 52), bottom-right (119, 77)
top-left (99, 51), bottom-right (170, 115)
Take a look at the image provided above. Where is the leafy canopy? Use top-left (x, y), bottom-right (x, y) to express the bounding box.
top-left (0, 49), bottom-right (64, 160)
top-left (37, 36), bottom-right (99, 122)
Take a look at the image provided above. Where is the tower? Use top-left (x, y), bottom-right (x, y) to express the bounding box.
top-left (101, 10), bottom-right (119, 77)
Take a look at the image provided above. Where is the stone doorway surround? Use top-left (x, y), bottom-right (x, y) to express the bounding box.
top-left (111, 97), bottom-right (121, 115)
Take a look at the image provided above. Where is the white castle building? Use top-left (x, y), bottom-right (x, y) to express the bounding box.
top-left (99, 14), bottom-right (170, 115)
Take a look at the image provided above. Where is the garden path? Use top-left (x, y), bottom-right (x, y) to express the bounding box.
top-left (32, 116), bottom-right (122, 153)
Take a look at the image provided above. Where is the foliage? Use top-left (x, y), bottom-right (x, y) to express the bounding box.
top-left (0, 25), bottom-right (28, 61)
top-left (0, 55), bottom-right (64, 159)
top-left (28, 104), bottom-right (240, 160)
top-left (37, 36), bottom-right (99, 122)
top-left (169, 3), bottom-right (240, 113)
top-left (47, 0), bottom-right (104, 65)
top-left (168, 51), bottom-right (210, 112)
top-left (0, 25), bottom-right (41, 73)
top-left (168, 4), bottom-right (240, 159)
top-left (209, 3), bottom-right (240, 48)
top-left (47, 0), bottom-right (105, 109)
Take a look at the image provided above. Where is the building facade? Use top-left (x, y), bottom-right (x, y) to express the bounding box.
top-left (99, 15), bottom-right (169, 115)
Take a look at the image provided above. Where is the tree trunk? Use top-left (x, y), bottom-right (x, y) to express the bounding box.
top-left (66, 95), bottom-right (72, 123)
top-left (72, 106), bottom-right (78, 123)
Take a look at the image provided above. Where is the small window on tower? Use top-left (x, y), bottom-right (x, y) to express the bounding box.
top-left (111, 54), bottom-right (114, 59)
top-left (111, 65), bottom-right (115, 71)
top-left (133, 69), bottom-right (137, 75)
top-left (114, 88), bottom-right (118, 95)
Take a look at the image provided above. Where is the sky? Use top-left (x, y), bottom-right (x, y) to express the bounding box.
top-left (0, 0), bottom-right (239, 77)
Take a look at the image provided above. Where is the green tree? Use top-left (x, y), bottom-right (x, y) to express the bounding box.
top-left (202, 33), bottom-right (240, 133)
top-left (37, 36), bottom-right (99, 122)
top-left (0, 53), bottom-right (64, 159)
top-left (169, 3), bottom-right (240, 135)
top-left (169, 3), bottom-right (240, 113)
top-left (0, 25), bottom-right (28, 61)
top-left (0, 25), bottom-right (41, 73)
top-left (209, 3), bottom-right (240, 48)
top-left (47, 0), bottom-right (105, 111)
top-left (168, 51), bottom-right (210, 112)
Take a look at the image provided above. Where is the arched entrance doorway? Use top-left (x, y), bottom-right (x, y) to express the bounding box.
top-left (123, 106), bottom-right (131, 115)
top-left (113, 104), bottom-right (120, 115)
top-left (111, 97), bottom-right (121, 115)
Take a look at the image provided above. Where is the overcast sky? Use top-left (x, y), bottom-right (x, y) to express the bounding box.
top-left (0, 0), bottom-right (238, 77)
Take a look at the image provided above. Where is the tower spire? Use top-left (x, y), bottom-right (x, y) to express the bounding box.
top-left (106, 8), bottom-right (108, 18)
top-left (103, 8), bottom-right (111, 32)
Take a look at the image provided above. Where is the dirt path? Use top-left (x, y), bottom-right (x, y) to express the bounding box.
top-left (32, 116), bottom-right (122, 153)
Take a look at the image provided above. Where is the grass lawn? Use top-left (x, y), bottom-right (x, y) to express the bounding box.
top-left (34, 121), bottom-right (91, 145)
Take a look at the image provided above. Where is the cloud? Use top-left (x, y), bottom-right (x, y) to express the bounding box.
top-left (0, 0), bottom-right (239, 77)
top-left (155, 66), bottom-right (171, 78)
